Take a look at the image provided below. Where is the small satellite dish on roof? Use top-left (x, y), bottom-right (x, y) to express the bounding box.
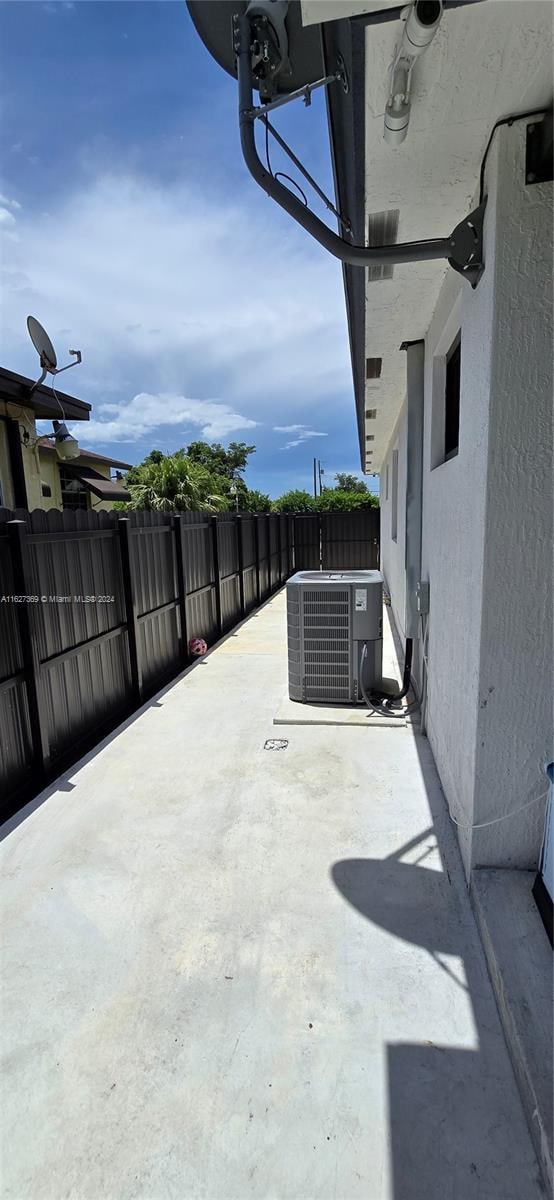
top-left (26, 314), bottom-right (82, 396)
top-left (27, 315), bottom-right (58, 372)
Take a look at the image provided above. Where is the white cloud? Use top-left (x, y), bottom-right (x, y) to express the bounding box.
top-left (0, 172), bottom-right (351, 447)
top-left (81, 391), bottom-right (257, 444)
top-left (0, 194), bottom-right (21, 211)
top-left (0, 208), bottom-right (17, 227)
top-left (274, 422), bottom-right (328, 449)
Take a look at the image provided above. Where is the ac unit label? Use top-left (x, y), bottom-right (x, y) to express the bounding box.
top-left (355, 589), bottom-right (367, 612)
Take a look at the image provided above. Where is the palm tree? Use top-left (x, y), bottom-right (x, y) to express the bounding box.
top-left (125, 454), bottom-right (228, 512)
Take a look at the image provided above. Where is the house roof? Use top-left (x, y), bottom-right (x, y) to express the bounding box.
top-left (0, 367), bottom-right (91, 423)
top-left (38, 438), bottom-right (132, 471)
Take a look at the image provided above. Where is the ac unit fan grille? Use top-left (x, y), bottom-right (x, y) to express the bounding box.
top-left (302, 589), bottom-right (350, 701)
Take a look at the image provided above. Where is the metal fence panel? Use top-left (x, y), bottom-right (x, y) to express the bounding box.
top-left (42, 632), bottom-right (131, 762)
top-left (0, 504), bottom-right (378, 820)
top-left (294, 515), bottom-right (320, 570)
top-left (321, 510), bottom-right (379, 570)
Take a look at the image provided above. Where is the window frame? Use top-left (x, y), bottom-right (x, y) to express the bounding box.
top-left (444, 332), bottom-right (461, 463)
top-left (59, 467), bottom-right (91, 512)
top-left (391, 448), bottom-right (399, 542)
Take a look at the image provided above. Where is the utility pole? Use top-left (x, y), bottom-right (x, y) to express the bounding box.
top-left (318, 460), bottom-right (324, 495)
top-left (313, 457), bottom-right (317, 499)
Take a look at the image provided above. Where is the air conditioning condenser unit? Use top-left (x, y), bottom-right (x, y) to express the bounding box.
top-left (287, 570), bottom-right (383, 704)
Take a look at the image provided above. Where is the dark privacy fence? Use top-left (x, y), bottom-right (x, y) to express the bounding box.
top-left (0, 506), bottom-right (379, 818)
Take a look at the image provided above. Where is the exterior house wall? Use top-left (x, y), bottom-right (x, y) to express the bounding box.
top-left (380, 119), bottom-right (552, 879)
top-left (0, 419), bottom-right (15, 509)
top-left (470, 121), bottom-right (553, 869)
top-left (0, 400), bottom-right (43, 511)
top-left (39, 453), bottom-right (63, 510)
top-left (421, 258), bottom-right (490, 876)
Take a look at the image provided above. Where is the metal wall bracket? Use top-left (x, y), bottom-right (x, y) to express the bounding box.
top-left (525, 113), bottom-right (553, 185)
top-left (447, 201), bottom-right (486, 289)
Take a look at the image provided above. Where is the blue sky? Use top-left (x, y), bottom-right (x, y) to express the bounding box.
top-left (1, 0), bottom-right (378, 497)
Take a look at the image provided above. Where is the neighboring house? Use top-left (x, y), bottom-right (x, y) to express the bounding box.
top-left (37, 439), bottom-right (132, 512)
top-left (0, 366), bottom-right (130, 511)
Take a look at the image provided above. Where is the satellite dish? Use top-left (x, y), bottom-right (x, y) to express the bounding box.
top-left (27, 315), bottom-right (58, 372)
top-left (186, 1), bottom-right (324, 97)
top-left (26, 314), bottom-right (82, 397)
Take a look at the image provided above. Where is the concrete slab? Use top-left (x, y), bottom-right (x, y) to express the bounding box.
top-left (0, 589), bottom-right (545, 1200)
top-left (471, 868), bottom-right (553, 1194)
top-left (273, 694), bottom-right (408, 728)
top-left (273, 590), bottom-right (409, 727)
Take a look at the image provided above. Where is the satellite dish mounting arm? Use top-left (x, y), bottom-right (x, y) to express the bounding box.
top-left (28, 349), bottom-right (82, 397)
top-left (235, 12), bottom-right (485, 287)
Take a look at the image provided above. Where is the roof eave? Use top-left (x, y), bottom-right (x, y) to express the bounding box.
top-left (322, 17), bottom-right (367, 472)
top-left (0, 367), bottom-right (91, 422)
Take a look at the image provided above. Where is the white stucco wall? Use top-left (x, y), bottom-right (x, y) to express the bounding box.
top-left (380, 117), bottom-right (552, 878)
top-left (421, 257), bottom-right (490, 875)
top-left (470, 120), bottom-right (553, 869)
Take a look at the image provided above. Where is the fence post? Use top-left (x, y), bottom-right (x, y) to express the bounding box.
top-left (254, 515), bottom-right (261, 605)
top-left (211, 515), bottom-right (223, 634)
top-left (7, 519), bottom-right (50, 778)
top-left (277, 514), bottom-right (283, 584)
top-left (266, 514), bottom-right (271, 594)
top-left (236, 515), bottom-right (246, 618)
top-left (118, 518), bottom-right (143, 703)
top-left (173, 515), bottom-right (189, 663)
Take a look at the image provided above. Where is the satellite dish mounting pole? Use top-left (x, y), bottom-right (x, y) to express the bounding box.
top-left (234, 12), bottom-right (485, 285)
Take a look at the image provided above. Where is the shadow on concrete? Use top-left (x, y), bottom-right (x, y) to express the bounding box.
top-left (331, 734), bottom-right (544, 1199)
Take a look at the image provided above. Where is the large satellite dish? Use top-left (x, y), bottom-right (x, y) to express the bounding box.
top-left (186, 1), bottom-right (324, 96)
top-left (26, 314), bottom-right (82, 395)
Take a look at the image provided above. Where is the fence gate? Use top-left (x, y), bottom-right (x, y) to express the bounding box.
top-left (293, 511), bottom-right (379, 572)
top-left (321, 510), bottom-right (380, 570)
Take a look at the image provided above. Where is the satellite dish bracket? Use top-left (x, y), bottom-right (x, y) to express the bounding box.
top-left (234, 12), bottom-right (485, 286)
top-left (28, 350), bottom-right (82, 397)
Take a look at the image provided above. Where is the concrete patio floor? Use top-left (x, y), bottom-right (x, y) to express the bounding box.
top-left (0, 590), bottom-right (544, 1200)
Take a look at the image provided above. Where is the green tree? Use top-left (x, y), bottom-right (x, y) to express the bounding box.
top-left (271, 490), bottom-right (315, 513)
top-left (333, 472), bottom-right (368, 492)
top-left (315, 488), bottom-right (378, 512)
top-left (123, 453), bottom-right (229, 512)
top-left (185, 440), bottom-right (256, 480)
top-left (237, 486), bottom-right (271, 513)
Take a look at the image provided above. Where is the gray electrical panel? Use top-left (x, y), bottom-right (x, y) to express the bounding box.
top-left (287, 570), bottom-right (383, 704)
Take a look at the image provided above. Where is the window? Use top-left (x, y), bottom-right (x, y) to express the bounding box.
top-left (366, 357), bottom-right (382, 380)
top-left (385, 463), bottom-right (390, 500)
top-left (59, 468), bottom-right (90, 511)
top-left (391, 449), bottom-right (398, 541)
top-left (444, 334), bottom-right (461, 461)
